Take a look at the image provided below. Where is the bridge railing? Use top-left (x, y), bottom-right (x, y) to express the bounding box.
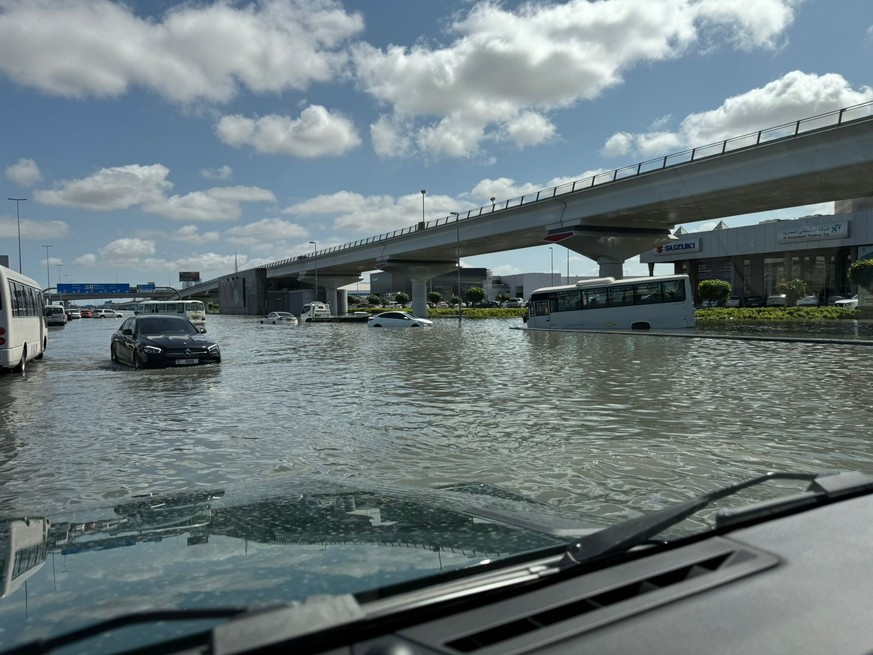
top-left (239, 100), bottom-right (873, 276)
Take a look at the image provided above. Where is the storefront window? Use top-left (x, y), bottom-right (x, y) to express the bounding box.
top-left (763, 256), bottom-right (785, 294)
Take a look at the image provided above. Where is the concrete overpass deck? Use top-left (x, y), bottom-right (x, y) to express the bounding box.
top-left (181, 101), bottom-right (873, 316)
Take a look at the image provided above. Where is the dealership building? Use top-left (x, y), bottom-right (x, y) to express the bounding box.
top-left (640, 197), bottom-right (873, 301)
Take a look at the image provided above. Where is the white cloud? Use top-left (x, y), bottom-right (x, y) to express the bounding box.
top-left (145, 186), bottom-right (277, 221)
top-left (284, 190), bottom-right (469, 234)
top-left (0, 217), bottom-right (68, 240)
top-left (101, 238), bottom-right (156, 260)
top-left (225, 218), bottom-right (308, 247)
top-left (201, 165), bottom-right (233, 180)
top-left (35, 164), bottom-right (172, 210)
top-left (5, 158), bottom-right (43, 186)
top-left (170, 225), bottom-right (220, 243)
top-left (353, 0), bottom-right (800, 158)
top-left (602, 71), bottom-right (873, 158)
top-left (0, 0), bottom-right (363, 104)
top-left (34, 165), bottom-right (275, 221)
top-left (216, 106), bottom-right (361, 158)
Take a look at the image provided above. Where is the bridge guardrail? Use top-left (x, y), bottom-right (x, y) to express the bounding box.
top-left (215, 100), bottom-right (873, 283)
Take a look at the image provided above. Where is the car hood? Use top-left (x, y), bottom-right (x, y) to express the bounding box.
top-left (0, 477), bottom-right (598, 652)
top-left (139, 334), bottom-right (213, 348)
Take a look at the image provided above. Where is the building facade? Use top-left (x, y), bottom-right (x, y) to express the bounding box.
top-left (640, 198), bottom-right (873, 301)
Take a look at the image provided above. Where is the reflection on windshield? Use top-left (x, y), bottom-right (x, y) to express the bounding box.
top-left (137, 319), bottom-right (197, 336)
top-left (0, 479), bottom-right (574, 648)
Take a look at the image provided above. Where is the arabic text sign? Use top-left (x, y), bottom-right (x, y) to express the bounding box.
top-left (57, 283), bottom-right (131, 295)
top-left (776, 221), bottom-right (848, 243)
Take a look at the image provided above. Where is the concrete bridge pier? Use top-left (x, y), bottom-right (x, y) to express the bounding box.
top-left (544, 225), bottom-right (675, 279)
top-left (376, 260), bottom-right (459, 316)
top-left (298, 273), bottom-right (362, 315)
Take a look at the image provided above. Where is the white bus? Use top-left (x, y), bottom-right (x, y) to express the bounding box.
top-left (0, 265), bottom-right (47, 373)
top-left (525, 274), bottom-right (695, 331)
top-left (0, 517), bottom-right (49, 598)
top-left (134, 300), bottom-right (206, 326)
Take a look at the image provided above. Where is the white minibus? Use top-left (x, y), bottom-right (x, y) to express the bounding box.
top-left (0, 265), bottom-right (47, 372)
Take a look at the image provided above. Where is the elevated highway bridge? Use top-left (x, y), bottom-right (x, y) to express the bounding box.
top-left (181, 102), bottom-right (873, 317)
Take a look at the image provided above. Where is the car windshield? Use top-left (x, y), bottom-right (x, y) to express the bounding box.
top-left (136, 318), bottom-right (197, 336)
top-left (2, 1), bottom-right (873, 653)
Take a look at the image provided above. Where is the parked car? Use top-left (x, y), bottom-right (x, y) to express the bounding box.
top-left (766, 293), bottom-right (787, 306)
top-left (259, 311), bottom-right (298, 326)
top-left (835, 294), bottom-right (859, 309)
top-left (110, 315), bottom-right (220, 369)
top-left (504, 298), bottom-right (525, 308)
top-left (795, 295), bottom-right (820, 306)
top-left (743, 295), bottom-right (766, 307)
top-left (79, 308), bottom-right (93, 318)
top-left (93, 308), bottom-right (123, 318)
top-left (65, 309), bottom-right (81, 320)
top-left (367, 311), bottom-right (434, 328)
top-left (725, 296), bottom-right (743, 308)
top-left (477, 300), bottom-right (500, 308)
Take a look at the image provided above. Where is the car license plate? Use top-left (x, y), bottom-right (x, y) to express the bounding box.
top-left (175, 358), bottom-right (199, 365)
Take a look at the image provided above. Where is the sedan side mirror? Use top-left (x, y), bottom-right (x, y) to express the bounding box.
top-left (122, 328), bottom-right (133, 335)
top-left (199, 327), bottom-right (207, 333)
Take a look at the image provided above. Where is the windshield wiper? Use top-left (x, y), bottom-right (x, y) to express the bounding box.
top-left (560, 470), bottom-right (873, 568)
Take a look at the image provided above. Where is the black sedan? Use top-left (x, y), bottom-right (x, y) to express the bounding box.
top-left (110, 315), bottom-right (221, 369)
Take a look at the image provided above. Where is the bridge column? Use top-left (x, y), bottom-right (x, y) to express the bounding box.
top-left (544, 226), bottom-right (675, 279)
top-left (376, 260), bottom-right (459, 316)
top-left (297, 273), bottom-right (361, 315)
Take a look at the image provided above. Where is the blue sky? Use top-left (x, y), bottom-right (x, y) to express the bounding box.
top-left (1, 0), bottom-right (871, 290)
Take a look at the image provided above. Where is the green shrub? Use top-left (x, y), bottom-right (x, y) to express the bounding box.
top-left (848, 259), bottom-right (873, 292)
top-left (698, 279), bottom-right (732, 305)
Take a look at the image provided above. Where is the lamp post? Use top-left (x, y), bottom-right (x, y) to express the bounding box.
top-left (309, 241), bottom-right (318, 302)
top-left (56, 264), bottom-right (63, 303)
top-left (42, 244), bottom-right (52, 291)
top-left (7, 197), bottom-right (26, 273)
top-left (567, 249), bottom-right (570, 285)
top-left (549, 247), bottom-right (554, 286)
top-left (490, 196), bottom-right (496, 211)
top-left (420, 189), bottom-right (426, 222)
top-left (450, 212), bottom-right (461, 324)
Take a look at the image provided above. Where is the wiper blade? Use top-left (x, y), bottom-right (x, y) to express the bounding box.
top-left (560, 470), bottom-right (873, 568)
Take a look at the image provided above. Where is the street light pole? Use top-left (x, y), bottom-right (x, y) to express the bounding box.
top-left (309, 241), bottom-right (318, 302)
top-left (420, 189), bottom-right (426, 223)
top-left (450, 212), bottom-right (461, 324)
top-left (549, 247), bottom-right (554, 286)
top-left (56, 264), bottom-right (63, 304)
top-left (7, 197), bottom-right (26, 273)
top-left (42, 245), bottom-right (52, 291)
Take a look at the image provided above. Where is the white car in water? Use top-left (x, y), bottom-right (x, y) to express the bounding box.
top-left (367, 311), bottom-right (433, 328)
top-left (259, 311), bottom-right (298, 326)
top-left (835, 294), bottom-right (859, 309)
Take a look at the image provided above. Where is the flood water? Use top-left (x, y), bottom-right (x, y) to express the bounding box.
top-left (2, 314), bottom-right (872, 525)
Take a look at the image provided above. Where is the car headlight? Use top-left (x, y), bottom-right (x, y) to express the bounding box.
top-left (142, 345), bottom-right (162, 354)
top-left (207, 344), bottom-right (220, 353)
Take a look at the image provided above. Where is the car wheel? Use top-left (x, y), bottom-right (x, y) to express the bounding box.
top-left (372, 323), bottom-right (382, 327)
top-left (110, 344), bottom-right (118, 363)
top-left (13, 350), bottom-right (25, 374)
top-left (133, 352), bottom-right (145, 370)
top-left (410, 324), bottom-right (420, 328)
top-left (36, 338), bottom-right (46, 360)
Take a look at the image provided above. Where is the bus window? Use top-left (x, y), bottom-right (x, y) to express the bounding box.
top-left (662, 279), bottom-right (686, 302)
top-left (584, 288), bottom-right (607, 308)
top-left (557, 290), bottom-right (581, 312)
top-left (635, 281), bottom-right (663, 304)
top-left (607, 286), bottom-right (634, 307)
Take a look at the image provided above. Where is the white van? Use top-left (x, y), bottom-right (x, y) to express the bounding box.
top-left (44, 304), bottom-right (67, 327)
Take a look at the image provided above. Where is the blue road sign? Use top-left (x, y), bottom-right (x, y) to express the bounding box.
top-left (57, 283), bottom-right (131, 294)
top-left (137, 283), bottom-right (156, 292)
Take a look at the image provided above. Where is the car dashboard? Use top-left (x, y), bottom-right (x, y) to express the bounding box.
top-left (192, 488), bottom-right (873, 655)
